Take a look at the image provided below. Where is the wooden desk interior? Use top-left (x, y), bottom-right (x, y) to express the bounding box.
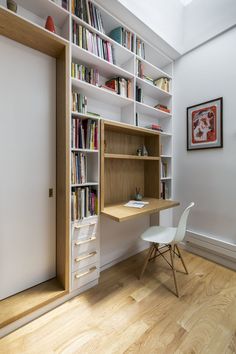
top-left (101, 198), bottom-right (180, 222)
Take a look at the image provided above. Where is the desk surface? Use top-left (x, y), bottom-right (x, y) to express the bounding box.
top-left (101, 198), bottom-right (180, 222)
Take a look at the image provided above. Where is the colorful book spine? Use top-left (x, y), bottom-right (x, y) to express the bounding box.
top-left (72, 92), bottom-right (88, 113)
top-left (71, 187), bottom-right (98, 221)
top-left (71, 62), bottom-right (99, 86)
top-left (71, 152), bottom-right (87, 185)
top-left (104, 77), bottom-right (132, 98)
top-left (109, 27), bottom-right (135, 52)
top-left (72, 21), bottom-right (114, 64)
top-left (71, 119), bottom-right (98, 150)
top-left (71, 0), bottom-right (105, 33)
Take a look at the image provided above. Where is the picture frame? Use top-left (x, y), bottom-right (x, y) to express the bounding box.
top-left (187, 97), bottom-right (223, 151)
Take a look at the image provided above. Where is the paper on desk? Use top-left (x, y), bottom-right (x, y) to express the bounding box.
top-left (124, 200), bottom-right (149, 208)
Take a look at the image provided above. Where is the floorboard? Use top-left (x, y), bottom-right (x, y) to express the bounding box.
top-left (0, 250), bottom-right (236, 354)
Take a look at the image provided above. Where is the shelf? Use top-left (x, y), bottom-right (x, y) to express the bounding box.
top-left (71, 78), bottom-right (134, 107)
top-left (71, 14), bottom-right (134, 65)
top-left (71, 182), bottom-right (99, 187)
top-left (103, 119), bottom-right (161, 136)
top-left (136, 77), bottom-right (172, 100)
top-left (161, 155), bottom-right (172, 158)
top-left (0, 278), bottom-right (65, 329)
top-left (71, 112), bottom-right (101, 120)
top-left (105, 153), bottom-right (160, 160)
top-left (161, 177), bottom-right (172, 180)
top-left (72, 44), bottom-right (134, 79)
top-left (71, 148), bottom-right (99, 153)
top-left (136, 55), bottom-right (172, 80)
top-left (16, 0), bottom-right (70, 28)
top-left (160, 132), bottom-right (172, 137)
top-left (136, 101), bottom-right (171, 119)
top-left (101, 198), bottom-right (179, 222)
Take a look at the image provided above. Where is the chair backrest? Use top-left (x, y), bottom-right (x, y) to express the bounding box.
top-left (174, 202), bottom-right (195, 243)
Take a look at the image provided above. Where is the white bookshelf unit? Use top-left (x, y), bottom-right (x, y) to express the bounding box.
top-left (0, 0), bottom-right (174, 331)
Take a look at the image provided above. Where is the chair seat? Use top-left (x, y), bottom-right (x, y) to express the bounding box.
top-left (141, 226), bottom-right (177, 244)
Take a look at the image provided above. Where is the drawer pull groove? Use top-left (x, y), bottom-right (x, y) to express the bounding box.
top-left (75, 266), bottom-right (97, 279)
top-left (74, 222), bottom-right (96, 229)
top-left (75, 251), bottom-right (97, 263)
top-left (74, 236), bottom-right (96, 246)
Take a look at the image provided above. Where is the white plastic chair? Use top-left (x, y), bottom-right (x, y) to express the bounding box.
top-left (139, 202), bottom-right (194, 297)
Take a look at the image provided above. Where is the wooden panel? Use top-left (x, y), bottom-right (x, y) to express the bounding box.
top-left (144, 160), bottom-right (160, 198)
top-left (0, 278), bottom-right (66, 329)
top-left (104, 159), bottom-right (144, 206)
top-left (101, 198), bottom-right (180, 222)
top-left (56, 46), bottom-right (70, 290)
top-left (0, 6), bottom-right (67, 58)
top-left (105, 130), bottom-right (144, 155)
top-left (144, 135), bottom-right (160, 157)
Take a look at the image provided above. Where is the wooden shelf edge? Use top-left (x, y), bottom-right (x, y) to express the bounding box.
top-left (102, 119), bottom-right (161, 136)
top-left (104, 153), bottom-right (160, 160)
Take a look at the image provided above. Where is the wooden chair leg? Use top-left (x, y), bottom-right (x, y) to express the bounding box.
top-left (170, 245), bottom-right (180, 297)
top-left (139, 244), bottom-right (154, 279)
top-left (176, 245), bottom-right (188, 274)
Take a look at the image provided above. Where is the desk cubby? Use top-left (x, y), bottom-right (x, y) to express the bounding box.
top-left (100, 120), bottom-right (161, 210)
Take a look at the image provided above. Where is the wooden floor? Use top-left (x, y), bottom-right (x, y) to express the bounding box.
top-left (1, 249), bottom-right (236, 353)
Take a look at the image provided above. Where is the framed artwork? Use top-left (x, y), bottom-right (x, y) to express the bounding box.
top-left (187, 97), bottom-right (223, 150)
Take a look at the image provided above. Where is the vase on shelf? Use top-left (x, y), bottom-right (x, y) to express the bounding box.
top-left (7, 0), bottom-right (17, 13)
top-left (45, 16), bottom-right (55, 33)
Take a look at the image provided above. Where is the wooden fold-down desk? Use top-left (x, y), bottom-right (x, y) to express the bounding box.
top-left (101, 198), bottom-right (180, 222)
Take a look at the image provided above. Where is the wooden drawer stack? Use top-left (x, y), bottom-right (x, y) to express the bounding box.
top-left (71, 216), bottom-right (100, 291)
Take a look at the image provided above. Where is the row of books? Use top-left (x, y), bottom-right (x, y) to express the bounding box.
top-left (71, 187), bottom-right (98, 221)
top-left (51, 0), bottom-right (68, 10)
top-left (154, 77), bottom-right (170, 92)
top-left (71, 118), bottom-right (98, 150)
top-left (72, 21), bottom-right (114, 64)
top-left (71, 62), bottom-right (99, 86)
top-left (102, 77), bottom-right (132, 98)
top-left (71, 0), bottom-right (105, 33)
top-left (161, 181), bottom-right (170, 200)
top-left (155, 104), bottom-right (171, 113)
top-left (72, 92), bottom-right (87, 113)
top-left (145, 124), bottom-right (163, 132)
top-left (71, 152), bottom-right (87, 185)
top-left (109, 27), bottom-right (135, 52)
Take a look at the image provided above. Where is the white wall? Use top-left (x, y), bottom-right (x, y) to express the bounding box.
top-left (183, 0), bottom-right (236, 52)
top-left (173, 26), bottom-right (236, 244)
top-left (117, 0), bottom-right (184, 53)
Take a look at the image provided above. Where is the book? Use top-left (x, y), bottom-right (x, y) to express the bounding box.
top-left (136, 86), bottom-right (143, 102)
top-left (136, 59), bottom-right (144, 78)
top-left (71, 0), bottom-right (105, 33)
top-left (154, 77), bottom-right (170, 92)
top-left (72, 21), bottom-right (114, 64)
top-left (145, 124), bottom-right (163, 132)
top-left (109, 27), bottom-right (135, 52)
top-left (71, 118), bottom-right (98, 150)
top-left (71, 186), bottom-right (98, 221)
top-left (154, 104), bottom-right (171, 113)
top-left (104, 77), bottom-right (131, 98)
top-left (72, 92), bottom-right (88, 113)
top-left (71, 152), bottom-right (87, 185)
top-left (124, 200), bottom-right (149, 208)
top-left (71, 62), bottom-right (99, 86)
top-left (136, 37), bottom-right (145, 59)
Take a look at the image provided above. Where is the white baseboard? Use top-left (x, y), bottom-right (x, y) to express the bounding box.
top-left (182, 230), bottom-right (236, 271)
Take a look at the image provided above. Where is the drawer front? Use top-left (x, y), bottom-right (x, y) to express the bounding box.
top-left (72, 250), bottom-right (98, 272)
top-left (72, 217), bottom-right (98, 241)
top-left (72, 265), bottom-right (99, 291)
top-left (72, 236), bottom-right (97, 256)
